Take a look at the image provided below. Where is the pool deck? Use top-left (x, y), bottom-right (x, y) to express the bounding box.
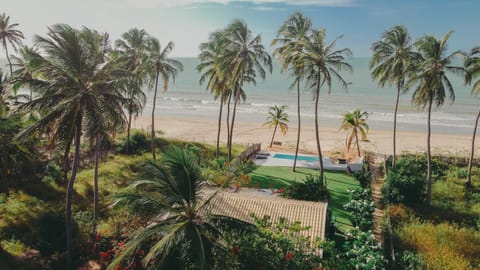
top-left (254, 152), bottom-right (363, 172)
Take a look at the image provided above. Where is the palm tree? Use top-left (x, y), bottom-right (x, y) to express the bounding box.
top-left (340, 108), bottom-right (369, 157)
top-left (272, 12), bottom-right (312, 172)
top-left (109, 146), bottom-right (248, 269)
top-left (264, 105), bottom-right (289, 148)
top-left (15, 24), bottom-right (127, 268)
top-left (115, 28), bottom-right (149, 153)
top-left (223, 20), bottom-right (272, 161)
top-left (301, 28), bottom-right (352, 181)
top-left (465, 46), bottom-right (480, 187)
top-left (408, 32), bottom-right (466, 205)
top-left (198, 31), bottom-right (230, 158)
top-left (145, 37), bottom-right (183, 161)
top-left (0, 13), bottom-right (24, 75)
top-left (370, 25), bottom-right (414, 169)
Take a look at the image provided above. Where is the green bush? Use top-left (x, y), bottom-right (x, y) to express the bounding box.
top-left (351, 165), bottom-right (371, 189)
top-left (282, 174), bottom-right (329, 202)
top-left (214, 216), bottom-right (324, 270)
top-left (382, 155), bottom-right (448, 207)
top-left (41, 163), bottom-right (63, 184)
top-left (342, 228), bottom-right (385, 269)
top-left (116, 131), bottom-right (149, 154)
top-left (343, 188), bottom-right (376, 231)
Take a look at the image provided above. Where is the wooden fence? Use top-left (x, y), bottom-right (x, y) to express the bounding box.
top-left (234, 143), bottom-right (261, 166)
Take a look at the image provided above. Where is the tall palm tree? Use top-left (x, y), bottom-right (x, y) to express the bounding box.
top-left (464, 46), bottom-right (480, 187)
top-left (0, 13), bottom-right (24, 75)
top-left (301, 28), bottom-right (352, 181)
top-left (109, 146), bottom-right (248, 270)
top-left (145, 37), bottom-right (183, 161)
top-left (340, 108), bottom-right (369, 157)
top-left (264, 105), bottom-right (289, 148)
top-left (272, 12), bottom-right (312, 172)
top-left (198, 31), bottom-right (230, 158)
top-left (223, 20), bottom-right (272, 161)
top-left (16, 24), bottom-right (127, 268)
top-left (408, 32), bottom-right (466, 205)
top-left (370, 25), bottom-right (414, 169)
top-left (115, 28), bottom-right (149, 153)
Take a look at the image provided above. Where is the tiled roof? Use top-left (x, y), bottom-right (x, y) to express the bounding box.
top-left (201, 188), bottom-right (328, 255)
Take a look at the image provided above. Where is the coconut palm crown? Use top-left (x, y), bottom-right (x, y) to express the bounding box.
top-left (370, 25), bottom-right (414, 169)
top-left (0, 13), bottom-right (24, 75)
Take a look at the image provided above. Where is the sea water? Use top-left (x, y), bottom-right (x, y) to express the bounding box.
top-left (147, 57), bottom-right (478, 135)
top-left (3, 57), bottom-right (477, 135)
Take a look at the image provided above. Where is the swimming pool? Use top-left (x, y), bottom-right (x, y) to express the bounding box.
top-left (272, 153), bottom-right (319, 162)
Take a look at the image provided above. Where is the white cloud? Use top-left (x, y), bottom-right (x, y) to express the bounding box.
top-left (108, 0), bottom-right (355, 8)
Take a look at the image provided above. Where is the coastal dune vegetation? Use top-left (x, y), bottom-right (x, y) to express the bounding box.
top-left (0, 10), bottom-right (479, 270)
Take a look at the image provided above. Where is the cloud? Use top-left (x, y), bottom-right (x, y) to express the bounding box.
top-left (111, 0), bottom-right (356, 8)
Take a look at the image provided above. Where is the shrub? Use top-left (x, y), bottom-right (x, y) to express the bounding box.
top-left (282, 174), bottom-right (329, 202)
top-left (396, 220), bottom-right (480, 269)
top-left (351, 165), bottom-right (371, 189)
top-left (214, 216), bottom-right (324, 270)
top-left (342, 228), bottom-right (385, 269)
top-left (41, 162), bottom-right (63, 184)
top-left (343, 188), bottom-right (376, 231)
top-left (116, 131), bottom-right (149, 154)
top-left (382, 155), bottom-right (447, 207)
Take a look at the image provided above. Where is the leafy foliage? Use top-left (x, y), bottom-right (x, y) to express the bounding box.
top-left (214, 215), bottom-right (324, 270)
top-left (116, 131), bottom-right (149, 154)
top-left (342, 228), bottom-right (385, 270)
top-left (382, 155), bottom-right (448, 206)
top-left (343, 188), bottom-right (376, 231)
top-left (282, 174), bottom-right (329, 202)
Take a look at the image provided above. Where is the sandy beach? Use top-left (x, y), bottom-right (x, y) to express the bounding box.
top-left (133, 115), bottom-right (479, 158)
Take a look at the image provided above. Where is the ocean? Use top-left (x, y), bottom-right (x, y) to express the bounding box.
top-left (2, 57), bottom-right (477, 135)
top-left (149, 57), bottom-right (477, 135)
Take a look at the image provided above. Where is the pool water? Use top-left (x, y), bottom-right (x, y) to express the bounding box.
top-left (272, 153), bottom-right (319, 162)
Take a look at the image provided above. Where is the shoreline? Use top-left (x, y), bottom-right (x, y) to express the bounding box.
top-left (132, 115), bottom-right (479, 158)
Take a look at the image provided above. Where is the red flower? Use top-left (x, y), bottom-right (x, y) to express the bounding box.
top-left (114, 266), bottom-right (120, 270)
top-left (285, 251), bottom-right (294, 261)
top-left (230, 245), bottom-right (239, 255)
top-left (316, 267), bottom-right (324, 270)
top-left (100, 251), bottom-right (110, 259)
top-left (95, 233), bottom-right (101, 241)
top-left (118, 241), bottom-right (125, 249)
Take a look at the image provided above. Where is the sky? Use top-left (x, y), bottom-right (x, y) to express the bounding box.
top-left (3, 0), bottom-right (480, 57)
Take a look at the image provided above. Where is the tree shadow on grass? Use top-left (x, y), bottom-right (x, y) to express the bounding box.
top-left (249, 173), bottom-right (298, 188)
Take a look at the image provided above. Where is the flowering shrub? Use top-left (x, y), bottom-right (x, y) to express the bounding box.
top-left (342, 228), bottom-right (385, 269)
top-left (343, 188), bottom-right (376, 231)
top-left (214, 215), bottom-right (325, 270)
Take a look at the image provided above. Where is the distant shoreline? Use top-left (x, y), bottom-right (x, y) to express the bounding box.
top-left (132, 115), bottom-right (479, 158)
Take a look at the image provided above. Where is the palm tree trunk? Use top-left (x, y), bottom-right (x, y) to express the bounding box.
top-left (126, 109), bottom-right (132, 153)
top-left (229, 91), bottom-right (240, 162)
top-left (151, 71), bottom-right (159, 161)
top-left (66, 117), bottom-right (82, 270)
top-left (355, 132), bottom-right (361, 157)
top-left (63, 134), bottom-right (74, 184)
top-left (426, 97), bottom-right (433, 206)
top-left (269, 123), bottom-right (278, 148)
top-left (226, 92), bottom-right (232, 151)
top-left (392, 86), bottom-right (401, 170)
top-left (314, 78), bottom-right (324, 180)
top-left (466, 108), bottom-right (480, 187)
top-left (216, 92), bottom-right (224, 159)
top-left (293, 80), bottom-right (301, 172)
top-left (93, 134), bottom-right (100, 220)
top-left (4, 43), bottom-right (13, 76)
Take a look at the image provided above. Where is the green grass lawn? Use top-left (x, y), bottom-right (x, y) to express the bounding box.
top-left (247, 166), bottom-right (359, 233)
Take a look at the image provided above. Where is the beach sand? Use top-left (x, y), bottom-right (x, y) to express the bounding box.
top-left (133, 115), bottom-right (478, 158)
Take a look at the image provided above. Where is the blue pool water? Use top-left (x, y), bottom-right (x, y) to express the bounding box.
top-left (272, 153), bottom-right (319, 162)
